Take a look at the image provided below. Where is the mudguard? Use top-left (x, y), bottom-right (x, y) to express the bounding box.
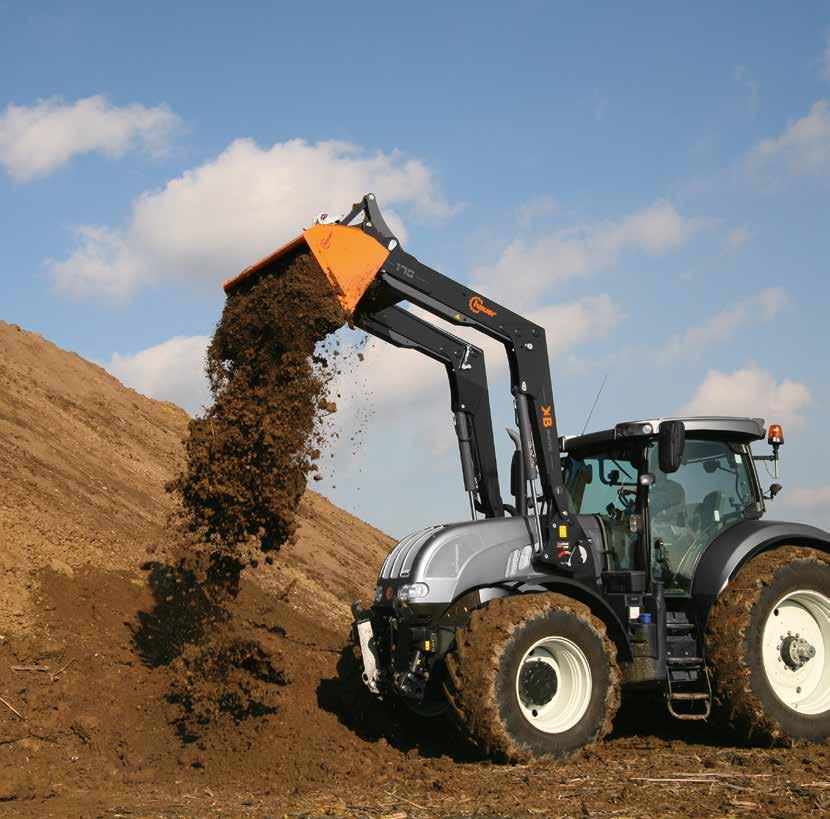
top-left (691, 519), bottom-right (830, 622)
top-left (479, 579), bottom-right (634, 662)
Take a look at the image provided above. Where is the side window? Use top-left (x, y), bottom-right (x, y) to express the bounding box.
top-left (565, 455), bottom-right (638, 516)
top-left (564, 454), bottom-right (641, 571)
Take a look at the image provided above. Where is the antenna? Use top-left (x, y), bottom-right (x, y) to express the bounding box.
top-left (581, 373), bottom-right (608, 436)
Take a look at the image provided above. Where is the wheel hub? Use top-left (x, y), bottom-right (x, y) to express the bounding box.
top-left (514, 635), bottom-right (593, 734)
top-left (780, 634), bottom-right (816, 670)
top-left (518, 660), bottom-right (558, 707)
top-left (762, 589), bottom-right (830, 715)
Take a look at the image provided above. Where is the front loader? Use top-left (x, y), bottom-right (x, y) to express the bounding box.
top-left (225, 194), bottom-right (830, 760)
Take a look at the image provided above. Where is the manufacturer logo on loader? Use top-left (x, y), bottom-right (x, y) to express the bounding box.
top-left (469, 295), bottom-right (496, 317)
top-left (541, 405), bottom-right (554, 428)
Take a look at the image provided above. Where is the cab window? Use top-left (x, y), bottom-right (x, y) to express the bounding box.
top-left (649, 438), bottom-right (756, 593)
top-left (563, 451), bottom-right (642, 571)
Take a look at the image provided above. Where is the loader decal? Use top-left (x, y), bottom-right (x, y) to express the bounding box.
top-left (469, 295), bottom-right (496, 318)
top-left (541, 405), bottom-right (554, 428)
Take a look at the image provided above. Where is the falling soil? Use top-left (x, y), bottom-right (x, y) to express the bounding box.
top-left (170, 250), bottom-right (347, 560)
top-left (154, 250), bottom-right (349, 739)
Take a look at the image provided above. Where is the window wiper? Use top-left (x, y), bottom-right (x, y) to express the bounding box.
top-left (610, 459), bottom-right (634, 480)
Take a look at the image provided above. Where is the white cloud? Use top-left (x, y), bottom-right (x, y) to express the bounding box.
top-left (678, 364), bottom-right (811, 429)
top-left (0, 95), bottom-right (180, 181)
top-left (107, 335), bottom-right (210, 416)
top-left (531, 294), bottom-right (623, 360)
top-left (735, 65), bottom-right (760, 112)
top-left (517, 194), bottom-right (558, 226)
top-left (749, 100), bottom-right (830, 175)
top-left (103, 290), bottom-right (619, 435)
top-left (787, 485), bottom-right (830, 509)
top-left (657, 288), bottom-right (787, 364)
top-left (727, 226), bottom-right (751, 248)
top-left (775, 485), bottom-right (830, 531)
top-left (51, 138), bottom-right (455, 301)
top-left (471, 200), bottom-right (695, 309)
top-left (327, 294), bottom-right (623, 435)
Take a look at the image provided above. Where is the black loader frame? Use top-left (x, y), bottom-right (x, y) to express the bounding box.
top-left (345, 195), bottom-right (593, 579)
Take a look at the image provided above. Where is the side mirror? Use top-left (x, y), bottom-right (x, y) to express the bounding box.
top-left (768, 483), bottom-right (783, 500)
top-left (658, 420), bottom-right (686, 474)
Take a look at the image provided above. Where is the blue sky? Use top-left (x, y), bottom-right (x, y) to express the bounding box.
top-left (3, 2), bottom-right (829, 536)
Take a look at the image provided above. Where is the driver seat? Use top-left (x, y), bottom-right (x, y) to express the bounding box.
top-left (650, 478), bottom-right (687, 526)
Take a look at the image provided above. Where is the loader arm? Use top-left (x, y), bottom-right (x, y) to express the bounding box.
top-left (224, 194), bottom-right (593, 578)
top-left (358, 305), bottom-right (504, 519)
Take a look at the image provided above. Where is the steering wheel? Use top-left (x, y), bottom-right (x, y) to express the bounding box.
top-left (617, 485), bottom-right (636, 512)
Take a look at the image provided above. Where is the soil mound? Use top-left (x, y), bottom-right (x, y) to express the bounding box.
top-left (0, 320), bottom-right (188, 633)
top-left (0, 318), bottom-right (400, 811)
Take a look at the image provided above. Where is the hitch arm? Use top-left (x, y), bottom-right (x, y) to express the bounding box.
top-left (358, 305), bottom-right (504, 519)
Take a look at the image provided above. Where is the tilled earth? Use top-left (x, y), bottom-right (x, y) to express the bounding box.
top-left (2, 562), bottom-right (827, 818)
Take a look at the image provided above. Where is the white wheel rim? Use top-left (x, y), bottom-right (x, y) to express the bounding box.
top-left (761, 589), bottom-right (830, 716)
top-left (515, 636), bottom-right (592, 734)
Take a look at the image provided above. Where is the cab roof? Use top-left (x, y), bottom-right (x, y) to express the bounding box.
top-left (562, 416), bottom-right (766, 453)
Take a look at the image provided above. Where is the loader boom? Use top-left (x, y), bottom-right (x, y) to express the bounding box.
top-left (224, 194), bottom-right (592, 576)
top-left (358, 305), bottom-right (504, 519)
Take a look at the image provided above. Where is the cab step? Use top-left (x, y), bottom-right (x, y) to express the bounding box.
top-left (666, 657), bottom-right (712, 720)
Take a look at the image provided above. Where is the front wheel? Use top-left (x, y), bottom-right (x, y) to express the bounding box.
top-left (706, 546), bottom-right (830, 744)
top-left (443, 593), bottom-right (620, 761)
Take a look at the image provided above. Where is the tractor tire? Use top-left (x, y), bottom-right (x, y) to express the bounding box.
top-left (706, 546), bottom-right (830, 745)
top-left (442, 593), bottom-right (620, 762)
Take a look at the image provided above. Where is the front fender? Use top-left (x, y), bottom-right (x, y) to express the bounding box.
top-left (477, 579), bottom-right (634, 662)
top-left (691, 519), bottom-right (830, 622)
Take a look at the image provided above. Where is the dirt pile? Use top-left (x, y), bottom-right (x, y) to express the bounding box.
top-left (0, 320), bottom-right (188, 633)
top-left (0, 318), bottom-right (399, 810)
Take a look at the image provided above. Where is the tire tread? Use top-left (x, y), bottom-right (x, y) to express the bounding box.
top-left (443, 593), bottom-right (620, 761)
top-left (705, 545), bottom-right (830, 744)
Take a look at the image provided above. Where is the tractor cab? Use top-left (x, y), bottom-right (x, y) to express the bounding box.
top-left (562, 417), bottom-right (772, 595)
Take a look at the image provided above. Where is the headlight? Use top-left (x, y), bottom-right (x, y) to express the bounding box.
top-left (374, 585), bottom-right (383, 603)
top-left (397, 582), bottom-right (429, 602)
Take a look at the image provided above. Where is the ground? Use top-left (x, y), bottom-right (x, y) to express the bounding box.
top-left (0, 320), bottom-right (827, 818)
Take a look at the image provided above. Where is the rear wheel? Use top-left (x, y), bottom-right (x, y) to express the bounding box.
top-left (443, 593), bottom-right (620, 761)
top-left (706, 546), bottom-right (830, 744)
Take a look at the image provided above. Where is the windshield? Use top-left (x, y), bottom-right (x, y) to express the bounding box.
top-left (649, 438), bottom-right (758, 593)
